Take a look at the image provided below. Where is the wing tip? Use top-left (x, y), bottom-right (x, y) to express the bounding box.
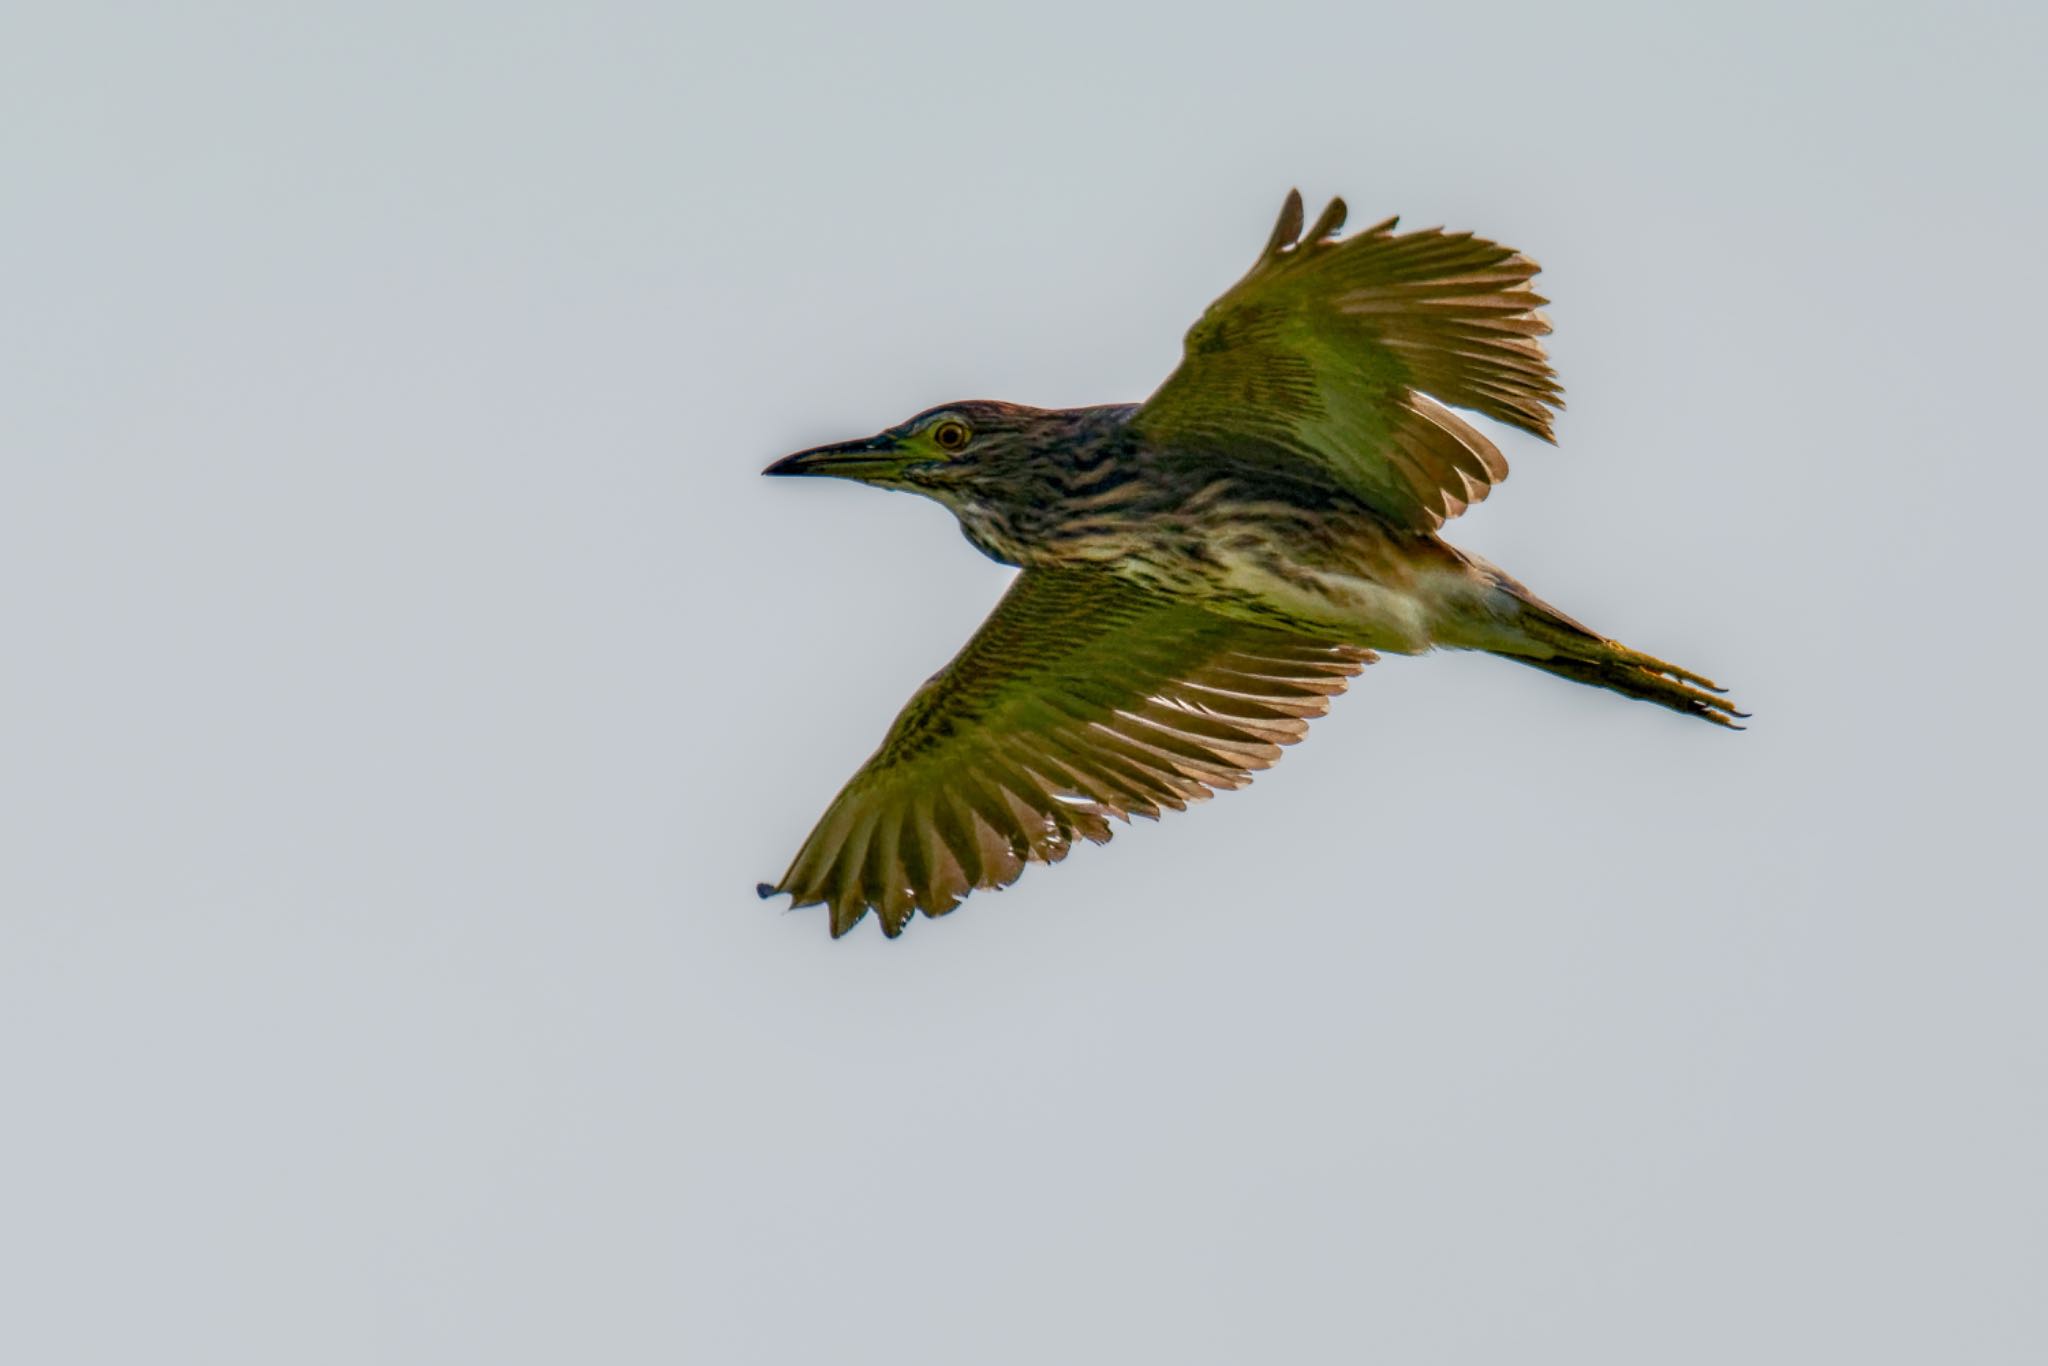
top-left (829, 896), bottom-right (868, 938)
top-left (1305, 196), bottom-right (1347, 244)
top-left (1262, 188), bottom-right (1306, 260)
top-left (1265, 191), bottom-right (1363, 261)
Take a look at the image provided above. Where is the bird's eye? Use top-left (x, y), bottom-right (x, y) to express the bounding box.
top-left (931, 419), bottom-right (972, 453)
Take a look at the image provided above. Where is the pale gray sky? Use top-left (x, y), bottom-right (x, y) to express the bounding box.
top-left (4, 2), bottom-right (2044, 1362)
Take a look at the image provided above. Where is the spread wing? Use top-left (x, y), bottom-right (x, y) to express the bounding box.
top-left (760, 566), bottom-right (1373, 937)
top-left (1130, 189), bottom-right (1564, 529)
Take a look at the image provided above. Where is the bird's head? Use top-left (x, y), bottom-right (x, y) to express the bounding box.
top-left (764, 400), bottom-right (1136, 553)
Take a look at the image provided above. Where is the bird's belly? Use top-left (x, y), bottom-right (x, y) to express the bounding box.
top-left (1210, 550), bottom-right (1457, 653)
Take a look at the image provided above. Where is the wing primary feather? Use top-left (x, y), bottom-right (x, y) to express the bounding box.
top-left (1262, 189), bottom-right (1305, 261)
top-left (1305, 196), bottom-right (1348, 243)
top-left (929, 794), bottom-right (986, 891)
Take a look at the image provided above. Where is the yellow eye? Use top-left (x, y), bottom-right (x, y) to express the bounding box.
top-left (931, 419), bottom-right (972, 453)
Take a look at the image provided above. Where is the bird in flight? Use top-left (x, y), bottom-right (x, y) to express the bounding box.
top-left (759, 190), bottom-right (1741, 938)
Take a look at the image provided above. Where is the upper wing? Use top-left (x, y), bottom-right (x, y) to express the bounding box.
top-left (761, 567), bottom-right (1373, 937)
top-left (1129, 190), bottom-right (1564, 529)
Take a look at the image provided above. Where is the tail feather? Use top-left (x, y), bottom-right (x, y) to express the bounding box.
top-left (1479, 584), bottom-right (1746, 729)
top-left (1507, 650), bottom-right (1747, 728)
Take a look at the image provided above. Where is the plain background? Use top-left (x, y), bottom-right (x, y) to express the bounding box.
top-left (4, 2), bottom-right (2043, 1361)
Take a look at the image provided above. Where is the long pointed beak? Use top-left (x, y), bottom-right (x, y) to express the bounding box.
top-left (762, 433), bottom-right (905, 480)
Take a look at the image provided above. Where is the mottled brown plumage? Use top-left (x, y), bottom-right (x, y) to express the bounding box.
top-left (760, 191), bottom-right (1741, 937)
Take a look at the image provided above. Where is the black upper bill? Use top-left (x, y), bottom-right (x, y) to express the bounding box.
top-left (762, 434), bottom-right (902, 478)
